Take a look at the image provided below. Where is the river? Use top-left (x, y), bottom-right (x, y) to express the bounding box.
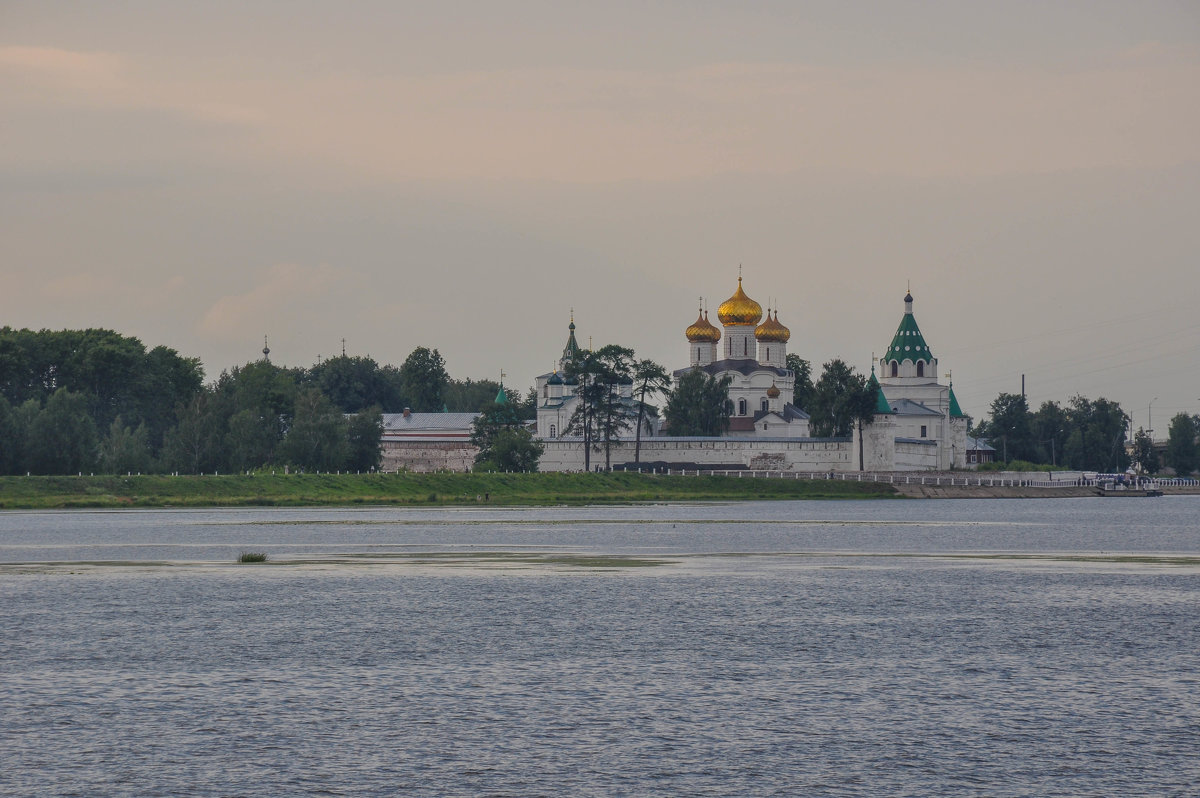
top-left (2, 497), bottom-right (1198, 796)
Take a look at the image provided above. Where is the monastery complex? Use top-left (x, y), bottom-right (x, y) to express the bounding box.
top-left (536, 276), bottom-right (969, 473)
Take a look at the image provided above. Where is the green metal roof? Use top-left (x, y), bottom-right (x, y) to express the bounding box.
top-left (884, 293), bottom-right (933, 362)
top-left (948, 383), bottom-right (966, 418)
top-left (562, 320), bottom-right (580, 361)
top-left (495, 385), bottom-right (508, 405)
top-left (870, 368), bottom-right (892, 414)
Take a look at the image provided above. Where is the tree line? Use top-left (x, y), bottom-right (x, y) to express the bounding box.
top-left (972, 391), bottom-right (1199, 476)
top-left (0, 328), bottom-right (533, 475)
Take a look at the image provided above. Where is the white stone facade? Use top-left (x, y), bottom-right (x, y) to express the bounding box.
top-left (534, 283), bottom-right (968, 473)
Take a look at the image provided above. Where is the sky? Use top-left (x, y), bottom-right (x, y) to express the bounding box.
top-left (3, 1), bottom-right (1198, 431)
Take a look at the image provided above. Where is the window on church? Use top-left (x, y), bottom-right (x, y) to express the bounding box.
top-left (761, 399), bottom-right (769, 413)
top-left (890, 362), bottom-right (898, 378)
top-left (738, 398), bottom-right (747, 416)
top-left (916, 361), bottom-right (924, 377)
top-left (920, 425), bottom-right (927, 438)
top-left (743, 339), bottom-right (748, 356)
top-left (550, 424), bottom-right (556, 438)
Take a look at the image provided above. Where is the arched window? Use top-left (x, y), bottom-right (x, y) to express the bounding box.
top-left (743, 338), bottom-right (748, 356)
top-left (738, 398), bottom-right (747, 416)
top-left (916, 361), bottom-right (924, 378)
top-left (890, 361), bottom-right (898, 377)
top-left (549, 424), bottom-right (556, 438)
top-left (761, 398), bottom-right (769, 413)
top-left (766, 347), bottom-right (770, 361)
top-left (543, 384), bottom-right (548, 398)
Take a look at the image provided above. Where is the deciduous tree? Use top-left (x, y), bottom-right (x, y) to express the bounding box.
top-left (785, 353), bottom-right (814, 410)
top-left (1165, 413), bottom-right (1198, 476)
top-left (664, 369), bottom-right (732, 437)
top-left (1131, 427), bottom-right (1159, 474)
top-left (399, 347), bottom-right (448, 412)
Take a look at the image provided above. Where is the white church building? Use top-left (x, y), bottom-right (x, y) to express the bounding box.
top-left (536, 277), bottom-right (968, 472)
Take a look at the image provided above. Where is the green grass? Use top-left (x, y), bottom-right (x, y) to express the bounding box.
top-left (237, 551), bottom-right (268, 563)
top-left (0, 471), bottom-right (897, 509)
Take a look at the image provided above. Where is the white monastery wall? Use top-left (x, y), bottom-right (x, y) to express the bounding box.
top-left (539, 438), bottom-right (856, 472)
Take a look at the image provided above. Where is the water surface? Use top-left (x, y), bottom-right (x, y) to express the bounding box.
top-left (2, 498), bottom-right (1198, 796)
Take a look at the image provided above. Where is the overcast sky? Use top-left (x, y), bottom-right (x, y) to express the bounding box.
top-left (3, 1), bottom-right (1198, 428)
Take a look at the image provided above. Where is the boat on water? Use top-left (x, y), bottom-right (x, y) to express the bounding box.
top-left (1094, 476), bottom-right (1163, 497)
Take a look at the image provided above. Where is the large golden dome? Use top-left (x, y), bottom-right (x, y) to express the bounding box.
top-left (755, 310), bottom-right (790, 342)
top-left (717, 277), bottom-right (763, 326)
top-left (685, 310), bottom-right (721, 343)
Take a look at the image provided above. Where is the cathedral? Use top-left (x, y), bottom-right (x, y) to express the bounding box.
top-left (535, 275), bottom-right (968, 472)
top-left (675, 277), bottom-right (810, 436)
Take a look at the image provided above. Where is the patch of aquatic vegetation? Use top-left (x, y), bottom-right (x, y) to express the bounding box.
top-left (331, 551), bottom-right (675, 568)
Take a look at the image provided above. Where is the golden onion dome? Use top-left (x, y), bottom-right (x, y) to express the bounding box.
top-left (755, 310), bottom-right (791, 342)
top-left (766, 382), bottom-right (781, 399)
top-left (685, 309), bottom-right (721, 343)
top-left (717, 277), bottom-right (763, 326)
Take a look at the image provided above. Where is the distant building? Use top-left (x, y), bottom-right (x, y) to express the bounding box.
top-left (380, 408), bottom-right (479, 472)
top-left (537, 277), bottom-right (970, 472)
top-left (966, 436), bottom-right (997, 466)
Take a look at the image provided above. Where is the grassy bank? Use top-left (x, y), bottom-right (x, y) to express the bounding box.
top-left (0, 471), bottom-right (897, 509)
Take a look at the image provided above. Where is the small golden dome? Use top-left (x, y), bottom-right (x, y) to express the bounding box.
top-left (685, 309), bottom-right (721, 343)
top-left (717, 277), bottom-right (763, 326)
top-left (755, 309), bottom-right (790, 342)
top-left (766, 382), bottom-right (781, 399)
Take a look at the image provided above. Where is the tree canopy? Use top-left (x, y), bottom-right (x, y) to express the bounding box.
top-left (1164, 413), bottom-right (1198, 476)
top-left (664, 369), bottom-right (731, 437)
top-left (808, 359), bottom-right (875, 438)
top-left (399, 347), bottom-right (449, 412)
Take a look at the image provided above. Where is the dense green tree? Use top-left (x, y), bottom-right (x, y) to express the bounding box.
top-left (664, 369), bottom-right (732, 437)
top-left (0, 328), bottom-right (202, 455)
top-left (1131, 427), bottom-right (1159, 474)
top-left (1030, 400), bottom-right (1070, 466)
top-left (1062, 395), bottom-right (1129, 472)
top-left (847, 380), bottom-right (879, 470)
top-left (214, 361), bottom-right (300, 470)
top-left (346, 406), bottom-right (384, 472)
top-left (562, 345), bottom-right (639, 470)
top-left (27, 388), bottom-right (98, 474)
top-left (589, 345), bottom-right (637, 471)
top-left (786, 354), bottom-right (814, 410)
top-left (518, 387), bottom-right (538, 420)
top-left (470, 396), bottom-right (542, 471)
top-left (0, 396), bottom-right (17, 475)
top-left (808, 359), bottom-right (874, 439)
top-left (443, 378), bottom-right (502, 412)
top-left (1164, 413), bottom-right (1198, 476)
top-left (631, 358), bottom-right (671, 463)
top-left (99, 417), bottom-right (153, 475)
top-left (479, 428), bottom-right (544, 472)
top-left (976, 392), bottom-right (1035, 463)
top-left (278, 388), bottom-right (350, 470)
top-left (307, 355), bottom-right (405, 413)
top-left (161, 393), bottom-right (225, 474)
top-left (399, 347), bottom-right (448, 412)
top-left (225, 408), bottom-right (280, 472)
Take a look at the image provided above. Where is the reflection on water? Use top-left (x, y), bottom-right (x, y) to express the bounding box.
top-left (2, 499), bottom-right (1198, 796)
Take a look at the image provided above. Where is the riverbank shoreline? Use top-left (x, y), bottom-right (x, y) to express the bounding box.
top-left (0, 472), bottom-right (898, 510)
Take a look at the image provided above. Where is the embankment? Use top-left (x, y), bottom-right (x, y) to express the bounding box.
top-left (0, 471), bottom-right (897, 510)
